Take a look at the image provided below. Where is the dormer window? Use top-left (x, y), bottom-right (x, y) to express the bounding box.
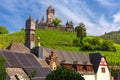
top-left (87, 65), bottom-right (93, 72)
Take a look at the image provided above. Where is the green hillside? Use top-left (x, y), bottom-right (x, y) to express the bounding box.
top-left (0, 29), bottom-right (120, 66)
top-left (100, 30), bottom-right (120, 44)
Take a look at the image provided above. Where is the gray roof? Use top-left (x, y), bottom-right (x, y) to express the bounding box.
top-left (41, 48), bottom-right (104, 74)
top-left (6, 43), bottom-right (30, 53)
top-left (43, 48), bottom-right (92, 65)
top-left (89, 53), bottom-right (103, 73)
top-left (0, 49), bottom-right (51, 80)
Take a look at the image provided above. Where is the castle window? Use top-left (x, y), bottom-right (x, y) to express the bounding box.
top-left (101, 67), bottom-right (105, 73)
top-left (30, 34), bottom-right (34, 41)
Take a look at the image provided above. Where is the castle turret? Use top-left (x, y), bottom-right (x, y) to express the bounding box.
top-left (65, 21), bottom-right (74, 32)
top-left (25, 16), bottom-right (35, 49)
top-left (47, 5), bottom-right (55, 24)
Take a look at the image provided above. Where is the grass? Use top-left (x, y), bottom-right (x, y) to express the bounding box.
top-left (0, 29), bottom-right (120, 66)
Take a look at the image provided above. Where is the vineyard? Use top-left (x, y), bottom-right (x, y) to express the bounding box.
top-left (0, 29), bottom-right (120, 66)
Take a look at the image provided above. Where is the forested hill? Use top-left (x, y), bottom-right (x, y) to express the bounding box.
top-left (100, 30), bottom-right (120, 44)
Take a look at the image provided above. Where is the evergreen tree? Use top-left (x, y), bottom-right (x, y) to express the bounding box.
top-left (75, 23), bottom-right (86, 44)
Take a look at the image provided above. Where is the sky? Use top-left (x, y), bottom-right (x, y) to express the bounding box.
top-left (0, 0), bottom-right (120, 36)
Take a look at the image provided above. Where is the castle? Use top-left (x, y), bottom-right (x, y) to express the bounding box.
top-left (35, 5), bottom-right (74, 32)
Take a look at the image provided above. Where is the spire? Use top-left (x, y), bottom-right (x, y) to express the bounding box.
top-left (37, 37), bottom-right (41, 47)
top-left (47, 5), bottom-right (52, 10)
top-left (36, 19), bottom-right (39, 23)
top-left (41, 17), bottom-right (44, 21)
top-left (28, 15), bottom-right (34, 21)
top-left (66, 20), bottom-right (69, 25)
top-left (40, 17), bottom-right (44, 23)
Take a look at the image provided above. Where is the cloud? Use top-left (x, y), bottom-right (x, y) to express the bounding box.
top-left (113, 11), bottom-right (120, 23)
top-left (97, 0), bottom-right (116, 7)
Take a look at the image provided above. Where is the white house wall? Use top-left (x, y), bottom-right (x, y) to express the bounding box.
top-left (83, 74), bottom-right (95, 80)
top-left (96, 66), bottom-right (110, 80)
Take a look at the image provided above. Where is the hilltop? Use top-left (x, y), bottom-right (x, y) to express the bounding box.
top-left (100, 30), bottom-right (120, 44)
top-left (0, 29), bottom-right (120, 65)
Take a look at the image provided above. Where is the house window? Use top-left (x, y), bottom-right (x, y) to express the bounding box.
top-left (64, 64), bottom-right (72, 69)
top-left (87, 66), bottom-right (93, 72)
top-left (101, 67), bottom-right (105, 73)
top-left (77, 65), bottom-right (84, 72)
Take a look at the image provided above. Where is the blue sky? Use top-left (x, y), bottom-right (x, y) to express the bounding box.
top-left (0, 0), bottom-right (120, 36)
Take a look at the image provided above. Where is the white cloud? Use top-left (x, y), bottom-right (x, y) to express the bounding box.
top-left (113, 11), bottom-right (120, 23)
top-left (97, 0), bottom-right (116, 7)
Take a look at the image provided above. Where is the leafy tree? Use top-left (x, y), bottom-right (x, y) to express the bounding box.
top-left (53, 17), bottom-right (61, 28)
top-left (75, 23), bottom-right (86, 44)
top-left (30, 70), bottom-right (36, 78)
top-left (21, 27), bottom-right (25, 31)
top-left (80, 37), bottom-right (116, 51)
top-left (73, 39), bottom-right (80, 46)
top-left (0, 26), bottom-right (9, 34)
top-left (102, 40), bottom-right (116, 51)
top-left (0, 56), bottom-right (7, 80)
top-left (45, 66), bottom-right (85, 80)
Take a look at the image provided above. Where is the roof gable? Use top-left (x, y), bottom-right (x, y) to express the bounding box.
top-left (6, 43), bottom-right (30, 53)
top-left (100, 57), bottom-right (107, 66)
top-left (89, 53), bottom-right (102, 73)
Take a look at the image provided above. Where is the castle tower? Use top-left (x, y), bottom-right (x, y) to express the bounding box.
top-left (25, 16), bottom-right (35, 49)
top-left (46, 5), bottom-right (55, 24)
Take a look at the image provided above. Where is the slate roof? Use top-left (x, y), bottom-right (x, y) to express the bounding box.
top-left (43, 48), bottom-right (92, 65)
top-left (6, 43), bottom-right (30, 53)
top-left (89, 53), bottom-right (103, 73)
top-left (0, 49), bottom-right (51, 80)
top-left (41, 48), bottom-right (104, 74)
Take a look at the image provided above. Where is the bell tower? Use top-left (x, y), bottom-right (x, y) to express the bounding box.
top-left (25, 16), bottom-right (35, 49)
top-left (46, 5), bottom-right (55, 24)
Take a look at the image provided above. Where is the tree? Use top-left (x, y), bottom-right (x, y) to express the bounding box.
top-left (75, 23), bottom-right (86, 44)
top-left (102, 40), bottom-right (116, 51)
top-left (0, 26), bottom-right (9, 34)
top-left (0, 56), bottom-right (7, 80)
top-left (53, 17), bottom-right (61, 28)
top-left (45, 66), bottom-right (85, 80)
top-left (21, 27), bottom-right (25, 31)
